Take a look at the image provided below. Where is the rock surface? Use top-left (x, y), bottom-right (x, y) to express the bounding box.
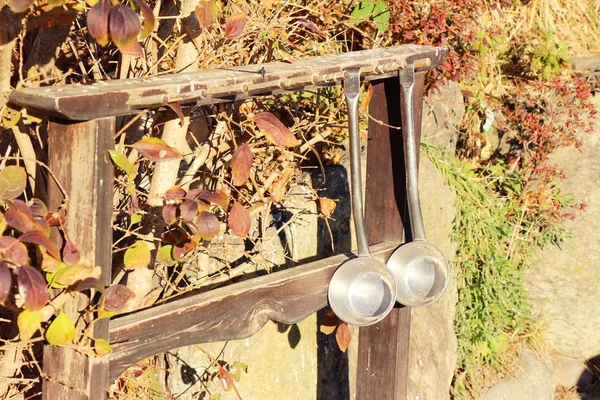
top-left (421, 80), bottom-right (465, 154)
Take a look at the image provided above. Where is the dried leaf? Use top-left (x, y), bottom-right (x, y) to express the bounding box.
top-left (17, 309), bottom-right (42, 340)
top-left (224, 13), bottom-right (246, 39)
top-left (192, 212), bottom-right (220, 240)
top-left (162, 203), bottom-right (178, 225)
top-left (46, 312), bottom-right (77, 346)
top-left (335, 322), bottom-right (351, 352)
top-left (0, 236), bottom-right (29, 266)
top-left (109, 3), bottom-right (141, 47)
top-left (195, 0), bottom-right (218, 28)
top-left (319, 311), bottom-right (339, 335)
top-left (41, 252), bottom-right (61, 273)
top-left (103, 284), bottom-right (135, 311)
top-left (228, 201), bottom-right (251, 238)
top-left (131, 0), bottom-right (155, 39)
top-left (296, 19), bottom-right (324, 36)
top-left (132, 138), bottom-right (182, 162)
top-left (108, 149), bottom-right (136, 177)
top-left (254, 112), bottom-right (300, 148)
top-left (54, 264), bottom-right (101, 286)
top-left (167, 102), bottom-right (185, 126)
top-left (318, 197), bottom-right (337, 218)
top-left (87, 0), bottom-right (111, 46)
top-left (124, 241), bottom-right (151, 270)
top-left (5, 200), bottom-right (41, 233)
top-left (0, 261), bottom-right (11, 304)
top-left (19, 230), bottom-right (60, 260)
top-left (17, 266), bottom-right (49, 311)
top-left (192, 189), bottom-right (228, 210)
top-left (230, 143), bottom-right (253, 186)
top-left (219, 367), bottom-right (234, 392)
top-left (8, 0), bottom-right (35, 13)
top-left (94, 338), bottom-right (112, 356)
top-left (0, 166), bottom-right (27, 201)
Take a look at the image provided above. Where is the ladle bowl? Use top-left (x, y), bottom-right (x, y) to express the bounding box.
top-left (329, 257), bottom-right (397, 326)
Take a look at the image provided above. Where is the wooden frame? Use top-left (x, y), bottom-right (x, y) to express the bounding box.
top-left (8, 45), bottom-right (447, 399)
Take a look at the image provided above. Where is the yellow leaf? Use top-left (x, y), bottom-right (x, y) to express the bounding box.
top-left (124, 241), bottom-right (151, 270)
top-left (1, 106), bottom-right (21, 128)
top-left (94, 338), bottom-right (112, 355)
top-left (46, 312), bottom-right (77, 346)
top-left (54, 264), bottom-right (101, 286)
top-left (18, 309), bottom-right (42, 340)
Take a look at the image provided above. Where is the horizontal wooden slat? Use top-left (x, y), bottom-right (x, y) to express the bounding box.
top-left (9, 45), bottom-right (447, 120)
top-left (108, 241), bottom-right (398, 381)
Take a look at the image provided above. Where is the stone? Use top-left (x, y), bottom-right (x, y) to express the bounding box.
top-left (525, 96), bottom-right (600, 361)
top-left (554, 358), bottom-right (594, 389)
top-left (480, 349), bottom-right (555, 400)
top-left (407, 157), bottom-right (459, 400)
top-left (421, 80), bottom-right (465, 154)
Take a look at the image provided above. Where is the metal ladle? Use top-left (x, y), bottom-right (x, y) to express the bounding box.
top-left (328, 69), bottom-right (397, 326)
top-left (386, 65), bottom-right (451, 307)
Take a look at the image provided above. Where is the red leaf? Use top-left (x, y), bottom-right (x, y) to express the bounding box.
top-left (103, 284), bottom-right (135, 312)
top-left (191, 212), bottom-right (220, 240)
top-left (335, 322), bottom-right (351, 352)
top-left (319, 311), bottom-right (339, 335)
top-left (45, 212), bottom-right (65, 227)
top-left (173, 241), bottom-right (196, 260)
top-left (219, 367), bottom-right (234, 392)
top-left (118, 40), bottom-right (144, 57)
top-left (254, 112), bottom-right (300, 148)
top-left (5, 200), bottom-right (41, 233)
top-left (162, 203), bottom-right (178, 225)
top-left (87, 0), bottom-right (111, 46)
top-left (230, 143), bottom-right (253, 186)
top-left (62, 237), bottom-right (81, 265)
top-left (132, 138), bottom-right (182, 162)
top-left (19, 230), bottom-right (60, 260)
top-left (0, 262), bottom-right (11, 304)
top-left (224, 13), bottom-right (246, 39)
top-left (193, 189), bottom-right (228, 210)
top-left (75, 277), bottom-right (105, 294)
top-left (0, 236), bottom-right (29, 266)
top-left (180, 200), bottom-right (198, 223)
top-left (165, 186), bottom-right (186, 203)
top-left (17, 266), bottom-right (49, 311)
top-left (108, 3), bottom-right (141, 47)
top-left (228, 201), bottom-right (251, 238)
top-left (167, 102), bottom-right (185, 126)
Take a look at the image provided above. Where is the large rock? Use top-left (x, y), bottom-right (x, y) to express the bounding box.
top-left (480, 349), bottom-right (555, 400)
top-left (525, 96), bottom-right (600, 361)
top-left (408, 157), bottom-right (459, 400)
top-left (421, 80), bottom-right (465, 154)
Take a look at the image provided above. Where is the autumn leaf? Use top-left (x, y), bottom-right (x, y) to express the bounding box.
top-left (108, 149), bottom-right (136, 177)
top-left (54, 264), bottom-right (101, 286)
top-left (123, 241), bottom-right (151, 270)
top-left (109, 3), bottom-right (141, 47)
top-left (132, 0), bottom-right (155, 40)
top-left (191, 189), bottom-right (228, 210)
top-left (162, 203), bottom-right (178, 225)
top-left (191, 212), bottom-right (220, 240)
top-left (167, 102), bottom-right (185, 126)
top-left (17, 266), bottom-right (49, 311)
top-left (118, 40), bottom-right (144, 57)
top-left (8, 0), bottom-right (35, 13)
top-left (254, 112), bottom-right (300, 148)
top-left (335, 322), bottom-right (351, 352)
top-left (319, 311), bottom-right (339, 335)
top-left (0, 166), bottom-right (27, 201)
top-left (5, 200), bottom-right (42, 233)
top-left (0, 213), bottom-right (6, 235)
top-left (46, 312), bottom-right (77, 346)
top-left (224, 13), bottom-right (246, 39)
top-left (75, 277), bottom-right (105, 294)
top-left (103, 284), bottom-right (135, 312)
top-left (87, 0), bottom-right (111, 46)
top-left (0, 236), bottom-right (29, 266)
top-left (195, 0), bottom-right (218, 28)
top-left (164, 186), bottom-right (186, 203)
top-left (219, 367), bottom-right (234, 392)
top-left (131, 138), bottom-right (182, 162)
top-left (173, 241), bottom-right (196, 260)
top-left (94, 338), bottom-right (112, 356)
top-left (228, 201), bottom-right (251, 238)
top-left (19, 230), bottom-right (60, 260)
top-left (156, 245), bottom-right (175, 266)
top-left (0, 262), bottom-right (11, 304)
top-left (317, 198), bottom-right (337, 218)
top-left (62, 237), bottom-right (81, 265)
top-left (230, 143), bottom-right (253, 186)
top-left (17, 309), bottom-right (42, 340)
top-left (181, 200), bottom-right (199, 223)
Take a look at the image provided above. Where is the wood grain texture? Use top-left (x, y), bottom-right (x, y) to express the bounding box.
top-left (108, 242), bottom-right (398, 382)
top-left (43, 118), bottom-right (114, 400)
top-left (9, 46), bottom-right (448, 120)
top-left (357, 72), bottom-right (426, 400)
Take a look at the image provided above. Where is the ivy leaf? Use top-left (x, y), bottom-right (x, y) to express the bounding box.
top-left (109, 3), bottom-right (141, 47)
top-left (0, 236), bottom-right (29, 266)
top-left (132, 138), bottom-right (182, 162)
top-left (254, 112), bottom-right (300, 148)
top-left (17, 309), bottom-right (42, 340)
top-left (46, 312), bottom-right (77, 346)
top-left (162, 203), bottom-right (178, 225)
top-left (124, 241), bottom-right (151, 270)
top-left (103, 284), bottom-right (135, 312)
top-left (230, 143), bottom-right (253, 186)
top-left (54, 264), bottom-right (101, 286)
top-left (219, 367), bottom-right (234, 392)
top-left (17, 266), bottom-right (48, 310)
top-left (0, 261), bottom-right (11, 304)
top-left (94, 338), bottom-right (112, 356)
top-left (191, 212), bottom-right (220, 240)
top-left (224, 13), bottom-right (246, 39)
top-left (319, 311), bottom-right (339, 335)
top-left (19, 230), bottom-right (60, 260)
top-left (335, 322), bottom-right (351, 352)
top-left (195, 0), bottom-right (218, 28)
top-left (108, 150), bottom-right (136, 177)
top-left (228, 201), bottom-right (251, 238)
top-left (0, 166), bottom-right (27, 201)
top-left (87, 0), bottom-right (112, 46)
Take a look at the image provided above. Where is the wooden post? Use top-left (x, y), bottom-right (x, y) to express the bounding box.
top-left (358, 72), bottom-right (425, 399)
top-left (43, 118), bottom-right (114, 400)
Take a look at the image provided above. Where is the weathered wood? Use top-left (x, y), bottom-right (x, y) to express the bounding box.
top-left (9, 46), bottom-right (448, 120)
top-left (357, 72), bottom-right (426, 400)
top-left (43, 118), bottom-right (114, 400)
top-left (108, 241), bottom-right (398, 382)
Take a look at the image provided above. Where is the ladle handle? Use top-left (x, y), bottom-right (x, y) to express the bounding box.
top-left (345, 69), bottom-right (370, 258)
top-left (400, 66), bottom-right (427, 242)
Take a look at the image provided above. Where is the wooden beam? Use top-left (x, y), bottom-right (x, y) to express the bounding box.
top-left (43, 118), bottom-right (114, 400)
top-left (356, 72), bottom-right (426, 400)
top-left (108, 242), bottom-right (398, 382)
top-left (9, 46), bottom-right (447, 120)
